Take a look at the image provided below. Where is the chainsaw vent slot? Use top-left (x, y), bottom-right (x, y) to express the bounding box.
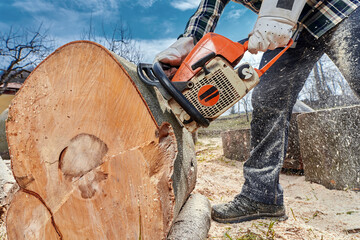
top-left (184, 69), bottom-right (240, 118)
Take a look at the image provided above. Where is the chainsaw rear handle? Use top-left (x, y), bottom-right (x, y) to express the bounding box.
top-left (242, 39), bottom-right (294, 77)
top-left (152, 62), bottom-right (210, 128)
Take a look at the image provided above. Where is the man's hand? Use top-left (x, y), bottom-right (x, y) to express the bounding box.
top-left (248, 0), bottom-right (306, 54)
top-left (154, 37), bottom-right (194, 78)
top-left (248, 17), bottom-right (293, 54)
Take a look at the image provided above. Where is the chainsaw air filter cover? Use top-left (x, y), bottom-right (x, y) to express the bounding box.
top-left (181, 57), bottom-right (259, 119)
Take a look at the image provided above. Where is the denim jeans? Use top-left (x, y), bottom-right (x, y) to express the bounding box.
top-left (240, 8), bottom-right (360, 205)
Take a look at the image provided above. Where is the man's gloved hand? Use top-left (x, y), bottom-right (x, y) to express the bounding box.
top-left (248, 0), bottom-right (307, 54)
top-left (154, 37), bottom-right (195, 78)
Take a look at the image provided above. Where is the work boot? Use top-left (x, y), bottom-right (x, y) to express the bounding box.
top-left (211, 194), bottom-right (288, 223)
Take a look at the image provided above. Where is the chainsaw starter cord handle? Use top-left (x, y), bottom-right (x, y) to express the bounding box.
top-left (191, 52), bottom-right (216, 75)
top-left (152, 61), bottom-right (210, 128)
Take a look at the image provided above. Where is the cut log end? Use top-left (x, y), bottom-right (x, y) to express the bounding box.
top-left (6, 41), bottom-right (200, 239)
top-left (6, 41), bottom-right (180, 239)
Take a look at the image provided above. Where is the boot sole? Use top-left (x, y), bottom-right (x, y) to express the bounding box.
top-left (212, 212), bottom-right (288, 224)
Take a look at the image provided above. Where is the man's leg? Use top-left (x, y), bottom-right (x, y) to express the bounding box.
top-left (212, 30), bottom-right (325, 223)
top-left (241, 32), bottom-right (326, 206)
top-left (325, 7), bottom-right (360, 97)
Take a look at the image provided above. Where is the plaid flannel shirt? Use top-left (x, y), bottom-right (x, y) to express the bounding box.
top-left (180, 0), bottom-right (360, 42)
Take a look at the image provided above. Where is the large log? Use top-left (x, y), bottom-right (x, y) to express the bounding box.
top-left (6, 41), bottom-right (199, 239)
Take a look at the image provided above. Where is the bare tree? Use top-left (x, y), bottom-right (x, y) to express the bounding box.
top-left (0, 24), bottom-right (54, 94)
top-left (313, 61), bottom-right (332, 106)
top-left (81, 16), bottom-right (143, 64)
top-left (240, 92), bottom-right (252, 122)
top-left (299, 54), bottom-right (359, 109)
top-left (230, 105), bottom-right (236, 115)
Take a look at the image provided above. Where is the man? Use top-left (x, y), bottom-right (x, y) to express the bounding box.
top-left (155, 0), bottom-right (360, 223)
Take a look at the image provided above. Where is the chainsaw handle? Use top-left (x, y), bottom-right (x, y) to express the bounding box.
top-left (137, 63), bottom-right (161, 86)
top-left (243, 39), bottom-right (294, 77)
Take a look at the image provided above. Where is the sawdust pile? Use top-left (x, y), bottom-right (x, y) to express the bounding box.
top-left (195, 137), bottom-right (360, 240)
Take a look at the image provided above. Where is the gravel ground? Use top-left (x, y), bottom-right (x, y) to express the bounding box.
top-left (194, 137), bottom-right (360, 240)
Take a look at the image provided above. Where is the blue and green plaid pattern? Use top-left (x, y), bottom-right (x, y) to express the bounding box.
top-left (180, 0), bottom-right (229, 42)
top-left (300, 0), bottom-right (360, 37)
top-left (181, 0), bottom-right (360, 41)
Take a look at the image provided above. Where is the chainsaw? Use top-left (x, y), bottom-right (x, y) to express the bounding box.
top-left (137, 33), bottom-right (292, 132)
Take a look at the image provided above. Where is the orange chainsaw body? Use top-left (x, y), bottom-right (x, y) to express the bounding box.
top-left (137, 32), bottom-right (293, 132)
top-left (171, 33), bottom-right (246, 83)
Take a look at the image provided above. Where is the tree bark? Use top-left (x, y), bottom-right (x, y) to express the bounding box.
top-left (167, 194), bottom-right (211, 240)
top-left (6, 41), bottom-right (198, 239)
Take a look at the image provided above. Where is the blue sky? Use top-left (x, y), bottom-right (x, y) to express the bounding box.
top-left (0, 0), bottom-right (259, 62)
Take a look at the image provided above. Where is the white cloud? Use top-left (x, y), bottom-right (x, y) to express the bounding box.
top-left (226, 9), bottom-right (246, 20)
top-left (137, 0), bottom-right (158, 7)
top-left (135, 38), bottom-right (177, 63)
top-left (49, 36), bottom-right (174, 63)
top-left (12, 0), bottom-right (56, 13)
top-left (171, 0), bottom-right (201, 11)
top-left (71, 0), bottom-right (118, 13)
top-left (12, 0), bottom-right (118, 17)
top-left (162, 21), bottom-right (175, 35)
top-left (240, 51), bottom-right (263, 68)
top-left (11, 0), bottom-right (119, 39)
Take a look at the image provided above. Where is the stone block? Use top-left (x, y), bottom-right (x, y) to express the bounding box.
top-left (297, 105), bottom-right (360, 190)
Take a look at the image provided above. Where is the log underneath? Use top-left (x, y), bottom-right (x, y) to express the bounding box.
top-left (167, 194), bottom-right (211, 240)
top-left (6, 41), bottom-right (197, 239)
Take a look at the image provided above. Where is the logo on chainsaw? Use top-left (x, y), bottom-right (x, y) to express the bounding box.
top-left (198, 85), bottom-right (220, 107)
